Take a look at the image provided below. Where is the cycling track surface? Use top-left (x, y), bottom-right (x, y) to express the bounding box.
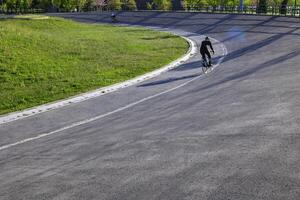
top-left (1, 11), bottom-right (300, 200)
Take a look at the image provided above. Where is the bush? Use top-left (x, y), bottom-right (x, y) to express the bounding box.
top-left (146, 1), bottom-right (153, 9)
top-left (127, 0), bottom-right (136, 10)
top-left (153, 0), bottom-right (171, 10)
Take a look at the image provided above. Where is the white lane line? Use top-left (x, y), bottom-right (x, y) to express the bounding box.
top-left (0, 37), bottom-right (227, 151)
top-left (0, 76), bottom-right (199, 151)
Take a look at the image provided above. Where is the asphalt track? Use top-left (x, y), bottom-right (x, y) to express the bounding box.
top-left (1, 11), bottom-right (300, 200)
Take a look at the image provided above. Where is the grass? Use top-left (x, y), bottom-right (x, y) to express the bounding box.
top-left (14, 14), bottom-right (50, 20)
top-left (0, 15), bottom-right (188, 115)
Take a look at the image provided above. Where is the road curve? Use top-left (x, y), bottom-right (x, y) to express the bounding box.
top-left (1, 11), bottom-right (300, 200)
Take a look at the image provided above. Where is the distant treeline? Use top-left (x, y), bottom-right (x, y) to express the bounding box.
top-left (0, 0), bottom-right (298, 14)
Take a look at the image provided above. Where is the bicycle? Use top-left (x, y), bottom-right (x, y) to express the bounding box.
top-left (201, 51), bottom-right (214, 74)
top-left (111, 13), bottom-right (117, 23)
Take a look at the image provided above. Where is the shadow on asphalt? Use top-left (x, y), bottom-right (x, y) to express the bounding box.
top-left (222, 28), bottom-right (298, 63)
top-left (172, 60), bottom-right (201, 71)
top-left (50, 12), bottom-right (300, 88)
top-left (185, 49), bottom-right (300, 93)
top-left (137, 74), bottom-right (199, 87)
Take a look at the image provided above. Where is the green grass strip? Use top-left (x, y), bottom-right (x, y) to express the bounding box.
top-left (0, 16), bottom-right (188, 115)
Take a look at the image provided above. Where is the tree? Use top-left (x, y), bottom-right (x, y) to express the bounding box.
top-left (108, 0), bottom-right (121, 9)
top-left (30, 0), bottom-right (38, 7)
top-left (75, 0), bottom-right (86, 10)
top-left (59, 0), bottom-right (76, 11)
top-left (205, 0), bottom-right (218, 6)
top-left (182, 0), bottom-right (206, 10)
top-left (52, 0), bottom-right (61, 10)
top-left (37, 0), bottom-right (51, 9)
top-left (6, 0), bottom-right (16, 12)
top-left (21, 0), bottom-right (31, 12)
top-left (83, 0), bottom-right (94, 10)
top-left (15, 0), bottom-right (21, 12)
top-left (94, 0), bottom-right (107, 10)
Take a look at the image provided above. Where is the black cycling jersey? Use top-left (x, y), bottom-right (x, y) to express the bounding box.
top-left (200, 40), bottom-right (214, 66)
top-left (200, 40), bottom-right (214, 52)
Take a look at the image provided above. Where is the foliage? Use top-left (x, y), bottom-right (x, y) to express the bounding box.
top-left (5, 0), bottom-right (16, 11)
top-left (182, 0), bottom-right (208, 10)
top-left (181, 0), bottom-right (299, 9)
top-left (0, 0), bottom-right (87, 12)
top-left (146, 1), bottom-right (153, 9)
top-left (60, 0), bottom-right (77, 11)
top-left (52, 0), bottom-right (61, 9)
top-left (94, 0), bottom-right (106, 10)
top-left (153, 0), bottom-right (171, 10)
top-left (0, 0), bottom-right (299, 12)
top-left (108, 0), bottom-right (121, 9)
top-left (75, 0), bottom-right (86, 10)
top-left (82, 0), bottom-right (94, 11)
top-left (126, 0), bottom-right (136, 10)
top-left (258, 0), bottom-right (267, 13)
top-left (121, 0), bottom-right (136, 10)
top-left (22, 0), bottom-right (31, 10)
top-left (205, 0), bottom-right (218, 6)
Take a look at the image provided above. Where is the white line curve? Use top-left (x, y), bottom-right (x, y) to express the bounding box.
top-left (0, 32), bottom-right (227, 151)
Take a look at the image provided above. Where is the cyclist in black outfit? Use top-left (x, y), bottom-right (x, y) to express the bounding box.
top-left (200, 37), bottom-right (215, 66)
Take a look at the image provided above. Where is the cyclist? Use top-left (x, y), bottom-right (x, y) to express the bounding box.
top-left (111, 12), bottom-right (117, 22)
top-left (200, 37), bottom-right (214, 67)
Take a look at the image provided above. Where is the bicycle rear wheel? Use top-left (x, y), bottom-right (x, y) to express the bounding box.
top-left (202, 66), bottom-right (209, 74)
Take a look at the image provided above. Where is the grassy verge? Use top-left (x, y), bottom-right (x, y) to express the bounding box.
top-left (0, 15), bottom-right (188, 115)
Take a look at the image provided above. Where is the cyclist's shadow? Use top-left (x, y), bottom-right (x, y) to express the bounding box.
top-left (174, 56), bottom-right (223, 72)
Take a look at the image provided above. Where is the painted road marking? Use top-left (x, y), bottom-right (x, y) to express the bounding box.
top-left (0, 36), bottom-right (227, 151)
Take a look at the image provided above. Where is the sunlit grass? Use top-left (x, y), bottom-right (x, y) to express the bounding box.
top-left (0, 16), bottom-right (187, 114)
top-left (14, 14), bottom-right (50, 20)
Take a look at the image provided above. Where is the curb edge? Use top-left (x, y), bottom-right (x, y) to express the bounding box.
top-left (0, 31), bottom-right (197, 125)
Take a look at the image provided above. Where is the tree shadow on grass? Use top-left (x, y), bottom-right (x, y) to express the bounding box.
top-left (141, 35), bottom-right (179, 40)
top-left (0, 17), bottom-right (34, 21)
